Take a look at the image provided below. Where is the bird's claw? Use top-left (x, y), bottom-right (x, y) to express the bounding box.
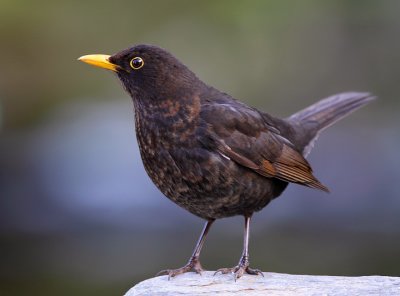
top-left (156, 257), bottom-right (204, 280)
top-left (214, 257), bottom-right (264, 280)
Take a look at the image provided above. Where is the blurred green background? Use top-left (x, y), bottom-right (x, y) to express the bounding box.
top-left (1, 0), bottom-right (399, 295)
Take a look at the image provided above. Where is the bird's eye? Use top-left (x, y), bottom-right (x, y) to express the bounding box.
top-left (130, 57), bottom-right (144, 70)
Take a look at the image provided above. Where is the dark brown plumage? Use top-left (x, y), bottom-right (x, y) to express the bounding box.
top-left (78, 44), bottom-right (375, 280)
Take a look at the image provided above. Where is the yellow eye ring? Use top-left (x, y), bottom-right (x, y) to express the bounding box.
top-left (130, 57), bottom-right (144, 70)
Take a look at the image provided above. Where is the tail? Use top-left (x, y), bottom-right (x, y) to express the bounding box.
top-left (288, 92), bottom-right (376, 156)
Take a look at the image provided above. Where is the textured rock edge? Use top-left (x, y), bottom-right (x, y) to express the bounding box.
top-left (125, 271), bottom-right (400, 296)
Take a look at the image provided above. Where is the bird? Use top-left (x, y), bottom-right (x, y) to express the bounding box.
top-left (78, 44), bottom-right (375, 280)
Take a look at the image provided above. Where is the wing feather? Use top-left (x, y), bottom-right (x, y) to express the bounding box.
top-left (202, 101), bottom-right (329, 192)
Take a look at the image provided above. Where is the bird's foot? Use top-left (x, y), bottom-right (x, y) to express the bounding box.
top-left (214, 255), bottom-right (264, 281)
top-left (156, 256), bottom-right (204, 280)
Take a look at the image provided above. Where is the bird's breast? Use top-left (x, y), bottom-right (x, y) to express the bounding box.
top-left (132, 95), bottom-right (204, 194)
top-left (133, 95), bottom-right (201, 149)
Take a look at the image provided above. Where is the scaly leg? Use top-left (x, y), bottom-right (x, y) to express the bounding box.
top-left (214, 215), bottom-right (263, 281)
top-left (156, 219), bottom-right (214, 280)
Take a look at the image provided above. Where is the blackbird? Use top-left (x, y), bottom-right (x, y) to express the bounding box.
top-left (78, 44), bottom-right (375, 280)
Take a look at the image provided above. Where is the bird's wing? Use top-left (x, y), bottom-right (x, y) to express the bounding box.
top-left (201, 102), bottom-right (329, 192)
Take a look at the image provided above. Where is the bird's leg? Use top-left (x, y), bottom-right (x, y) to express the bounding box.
top-left (156, 219), bottom-right (214, 279)
top-left (214, 215), bottom-right (263, 280)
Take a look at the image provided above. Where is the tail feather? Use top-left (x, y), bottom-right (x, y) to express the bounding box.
top-left (288, 92), bottom-right (376, 156)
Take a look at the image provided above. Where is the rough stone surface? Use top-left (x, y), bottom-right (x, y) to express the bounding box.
top-left (124, 271), bottom-right (400, 296)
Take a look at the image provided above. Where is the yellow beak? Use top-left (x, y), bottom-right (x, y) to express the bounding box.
top-left (78, 54), bottom-right (119, 72)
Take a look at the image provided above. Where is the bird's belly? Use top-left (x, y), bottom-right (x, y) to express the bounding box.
top-left (140, 146), bottom-right (288, 220)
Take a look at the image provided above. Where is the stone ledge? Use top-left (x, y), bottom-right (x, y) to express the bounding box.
top-left (125, 271), bottom-right (400, 296)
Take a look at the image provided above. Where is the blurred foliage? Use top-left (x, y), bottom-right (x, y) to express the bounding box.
top-left (1, 0), bottom-right (399, 129)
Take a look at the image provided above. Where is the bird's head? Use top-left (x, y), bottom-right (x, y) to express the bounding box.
top-left (78, 44), bottom-right (201, 101)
